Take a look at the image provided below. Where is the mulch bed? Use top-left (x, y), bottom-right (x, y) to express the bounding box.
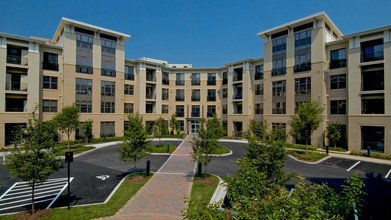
top-left (197, 177), bottom-right (216, 186)
top-left (13, 209), bottom-right (52, 220)
top-left (126, 175), bottom-right (147, 183)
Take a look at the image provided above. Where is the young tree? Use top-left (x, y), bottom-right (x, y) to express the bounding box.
top-left (120, 113), bottom-right (150, 172)
top-left (6, 113), bottom-right (62, 214)
top-left (82, 119), bottom-right (93, 143)
top-left (54, 105), bottom-right (80, 149)
top-left (327, 121), bottom-right (342, 148)
top-left (249, 119), bottom-right (268, 140)
top-left (169, 114), bottom-right (178, 135)
top-left (289, 101), bottom-right (323, 154)
top-left (154, 117), bottom-right (168, 144)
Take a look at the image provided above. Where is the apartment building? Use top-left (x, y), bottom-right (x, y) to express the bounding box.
top-left (0, 12), bottom-right (390, 154)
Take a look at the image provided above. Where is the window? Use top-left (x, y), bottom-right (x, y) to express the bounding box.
top-left (176, 73), bottom-right (185, 86)
top-left (76, 56), bottom-right (93, 74)
top-left (162, 88), bottom-right (169, 100)
top-left (101, 37), bottom-right (116, 57)
top-left (272, 37), bottom-right (286, 55)
top-left (330, 74), bottom-right (346, 89)
top-left (255, 65), bottom-right (263, 80)
top-left (146, 86), bottom-right (155, 99)
top-left (176, 105), bottom-right (184, 117)
top-left (178, 120), bottom-right (184, 131)
top-left (124, 85), bottom-right (134, 95)
top-left (162, 72), bottom-right (169, 85)
top-left (7, 46), bottom-right (22, 64)
top-left (294, 53), bottom-right (311, 72)
top-left (255, 103), bottom-right (263, 114)
top-left (76, 78), bottom-right (92, 95)
top-left (176, 89), bottom-right (184, 101)
top-left (101, 102), bottom-right (115, 113)
top-left (233, 68), bottom-right (243, 82)
top-left (361, 39), bottom-right (383, 62)
top-left (222, 72), bottom-right (228, 85)
top-left (207, 73), bottom-right (216, 85)
top-left (125, 66), bottom-right (134, 80)
top-left (191, 73), bottom-right (200, 85)
top-left (42, 100), bottom-right (57, 112)
top-left (255, 84), bottom-right (263, 95)
top-left (43, 76), bottom-right (58, 90)
top-left (124, 103), bottom-right (134, 113)
top-left (362, 69), bottom-right (384, 91)
top-left (76, 100), bottom-right (92, 113)
top-left (362, 126), bottom-right (384, 152)
top-left (162, 105), bottom-right (169, 114)
top-left (330, 48), bottom-right (346, 69)
top-left (100, 121), bottom-right (115, 137)
top-left (295, 30), bottom-right (311, 49)
top-left (101, 60), bottom-right (116, 77)
top-left (222, 88), bottom-right (227, 98)
top-left (295, 77), bottom-right (311, 95)
top-left (146, 103), bottom-right (155, 113)
top-left (192, 89), bottom-right (200, 101)
top-left (207, 89), bottom-right (216, 101)
top-left (272, 58), bottom-right (286, 76)
top-left (273, 102), bottom-right (286, 114)
top-left (330, 100), bottom-right (346, 114)
top-left (207, 105), bottom-right (216, 117)
top-left (272, 81), bottom-right (286, 96)
top-left (146, 69), bottom-right (156, 82)
top-left (101, 81), bottom-right (115, 96)
top-left (191, 105), bottom-right (200, 117)
top-left (294, 30), bottom-right (311, 72)
top-left (362, 94), bottom-right (384, 114)
top-left (222, 105), bottom-right (227, 114)
top-left (234, 104), bottom-right (242, 114)
top-left (43, 52), bottom-right (59, 71)
top-left (76, 31), bottom-right (93, 52)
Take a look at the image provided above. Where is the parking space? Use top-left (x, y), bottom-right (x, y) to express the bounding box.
top-left (0, 177), bottom-right (72, 214)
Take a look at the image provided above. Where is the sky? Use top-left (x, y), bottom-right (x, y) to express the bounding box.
top-left (1, 0), bottom-right (390, 67)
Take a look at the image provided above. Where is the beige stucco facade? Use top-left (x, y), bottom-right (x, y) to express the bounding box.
top-left (1, 12), bottom-right (390, 154)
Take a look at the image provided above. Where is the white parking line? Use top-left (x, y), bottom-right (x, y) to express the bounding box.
top-left (385, 169), bottom-right (391, 179)
top-left (347, 161), bottom-right (361, 172)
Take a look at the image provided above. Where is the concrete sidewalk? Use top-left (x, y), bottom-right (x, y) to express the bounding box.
top-left (103, 135), bottom-right (195, 220)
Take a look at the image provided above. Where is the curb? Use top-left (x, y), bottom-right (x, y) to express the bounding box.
top-left (218, 139), bottom-right (248, 144)
top-left (288, 154), bottom-right (332, 165)
top-left (209, 174), bottom-right (227, 205)
top-left (210, 150), bottom-right (233, 157)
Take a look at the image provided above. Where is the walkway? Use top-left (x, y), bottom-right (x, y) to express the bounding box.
top-left (104, 135), bottom-right (195, 220)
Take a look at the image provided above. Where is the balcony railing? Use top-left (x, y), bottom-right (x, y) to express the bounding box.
top-left (192, 96), bottom-right (200, 101)
top-left (162, 78), bottom-right (169, 85)
top-left (7, 55), bottom-right (21, 64)
top-left (191, 80), bottom-right (200, 86)
top-left (146, 75), bottom-right (156, 82)
top-left (191, 112), bottom-right (200, 117)
top-left (162, 94), bottom-right (169, 100)
top-left (43, 62), bottom-right (59, 71)
top-left (207, 96), bottom-right (216, 101)
top-left (330, 59), bottom-right (347, 69)
top-left (5, 82), bottom-right (28, 91)
top-left (176, 112), bottom-right (184, 117)
top-left (76, 65), bottom-right (93, 74)
top-left (146, 93), bottom-right (156, 99)
top-left (125, 74), bottom-right (134, 81)
top-left (207, 80), bottom-right (216, 86)
top-left (272, 108), bottom-right (286, 114)
top-left (233, 75), bottom-right (243, 82)
top-left (176, 80), bottom-right (185, 86)
top-left (294, 62), bottom-right (311, 72)
top-left (255, 73), bottom-right (263, 80)
top-left (255, 109), bottom-right (263, 114)
top-left (234, 110), bottom-right (243, 114)
top-left (272, 68), bottom-right (286, 76)
top-left (233, 94), bottom-right (242, 100)
top-left (101, 69), bottom-right (116, 77)
top-left (222, 78), bottom-right (228, 85)
top-left (176, 96), bottom-right (184, 101)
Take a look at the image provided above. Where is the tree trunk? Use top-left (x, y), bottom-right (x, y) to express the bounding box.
top-left (134, 159), bottom-right (137, 173)
top-left (204, 162), bottom-right (207, 179)
top-left (67, 134), bottom-right (70, 150)
top-left (31, 182), bottom-right (35, 214)
top-left (306, 139), bottom-right (309, 155)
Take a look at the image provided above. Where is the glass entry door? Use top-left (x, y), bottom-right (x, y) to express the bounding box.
top-left (191, 120), bottom-right (201, 134)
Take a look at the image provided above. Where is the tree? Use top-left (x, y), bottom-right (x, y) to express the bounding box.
top-left (120, 113), bottom-right (150, 172)
top-left (249, 119), bottom-right (268, 140)
top-left (191, 116), bottom-right (225, 178)
top-left (154, 117), bottom-right (168, 144)
top-left (169, 114), bottom-right (178, 135)
top-left (327, 121), bottom-right (342, 147)
top-left (54, 105), bottom-right (80, 149)
top-left (82, 119), bottom-right (93, 143)
top-left (289, 101), bottom-right (323, 154)
top-left (5, 113), bottom-right (62, 214)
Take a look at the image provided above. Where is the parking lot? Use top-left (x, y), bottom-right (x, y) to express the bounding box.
top-left (1, 140), bottom-right (391, 218)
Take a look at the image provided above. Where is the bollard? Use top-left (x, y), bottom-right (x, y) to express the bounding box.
top-left (14, 143), bottom-right (17, 150)
top-left (103, 135), bottom-right (106, 143)
top-left (146, 160), bottom-right (150, 176)
top-left (326, 145), bottom-right (329, 155)
top-left (167, 144), bottom-right (170, 153)
top-left (197, 162), bottom-right (202, 177)
top-left (181, 133), bottom-right (183, 139)
top-left (367, 146), bottom-right (371, 157)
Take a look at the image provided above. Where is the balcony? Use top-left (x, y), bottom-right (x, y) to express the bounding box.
top-left (207, 80), bottom-right (216, 86)
top-left (101, 69), bottom-right (116, 77)
top-left (162, 78), bottom-right (169, 85)
top-left (42, 62), bottom-right (59, 71)
top-left (272, 108), bottom-right (286, 114)
top-left (255, 72), bottom-right (263, 80)
top-left (6, 98), bottom-right (27, 112)
top-left (146, 74), bottom-right (156, 82)
top-left (233, 94), bottom-right (242, 100)
top-left (176, 112), bottom-right (184, 117)
top-left (7, 55), bottom-right (22, 65)
top-left (191, 79), bottom-right (200, 86)
top-left (234, 110), bottom-right (243, 114)
top-left (146, 93), bottom-right (156, 99)
top-left (222, 78), bottom-right (228, 85)
top-left (6, 82), bottom-right (28, 92)
top-left (233, 75), bottom-right (243, 82)
top-left (191, 112), bottom-right (200, 117)
top-left (192, 96), bottom-right (200, 102)
top-left (125, 74), bottom-right (134, 81)
top-left (255, 109), bottom-right (263, 114)
top-left (76, 65), bottom-right (93, 74)
top-left (330, 59), bottom-right (347, 69)
top-left (207, 96), bottom-right (216, 102)
top-left (272, 68), bottom-right (286, 76)
top-left (361, 42), bottom-right (384, 63)
top-left (176, 80), bottom-right (185, 86)
top-left (294, 62), bottom-right (311, 72)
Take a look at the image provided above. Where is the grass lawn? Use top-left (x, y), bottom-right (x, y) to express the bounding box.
top-left (211, 146), bottom-right (230, 155)
top-left (288, 150), bottom-right (328, 162)
top-left (145, 144), bottom-right (176, 153)
top-left (0, 173), bottom-right (151, 220)
top-left (190, 174), bottom-right (220, 204)
top-left (54, 145), bottom-right (95, 157)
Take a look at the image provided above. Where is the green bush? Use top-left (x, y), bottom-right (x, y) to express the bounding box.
top-left (146, 144), bottom-right (176, 153)
top-left (288, 150), bottom-right (328, 162)
top-left (327, 146), bottom-right (347, 152)
top-left (211, 145), bottom-right (230, 154)
top-left (350, 151), bottom-right (391, 160)
top-left (55, 145), bottom-right (95, 156)
top-left (283, 143), bottom-right (318, 151)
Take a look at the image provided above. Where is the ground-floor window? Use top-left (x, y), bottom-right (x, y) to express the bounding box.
top-left (100, 121), bottom-right (115, 137)
top-left (178, 120), bottom-right (184, 132)
top-left (4, 123), bottom-right (26, 145)
top-left (362, 126), bottom-right (384, 152)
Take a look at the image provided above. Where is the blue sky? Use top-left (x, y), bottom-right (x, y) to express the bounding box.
top-left (1, 0), bottom-right (390, 67)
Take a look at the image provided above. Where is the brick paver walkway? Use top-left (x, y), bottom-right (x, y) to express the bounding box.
top-left (104, 135), bottom-right (195, 220)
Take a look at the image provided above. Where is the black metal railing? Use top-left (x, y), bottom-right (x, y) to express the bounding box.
top-left (76, 65), bottom-right (93, 74)
top-left (176, 112), bottom-right (184, 117)
top-left (207, 80), bottom-right (216, 86)
top-left (101, 69), bottom-right (116, 77)
top-left (330, 59), bottom-right (347, 69)
top-left (233, 75), bottom-right (243, 82)
top-left (7, 55), bottom-right (21, 64)
top-left (192, 96), bottom-right (200, 101)
top-left (191, 112), bottom-right (200, 117)
top-left (207, 96), bottom-right (216, 101)
top-left (294, 62), bottom-right (311, 72)
top-left (272, 108), bottom-right (286, 114)
top-left (233, 94), bottom-right (242, 100)
top-left (176, 96), bottom-right (184, 101)
top-left (176, 80), bottom-right (185, 86)
top-left (5, 82), bottom-right (28, 91)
